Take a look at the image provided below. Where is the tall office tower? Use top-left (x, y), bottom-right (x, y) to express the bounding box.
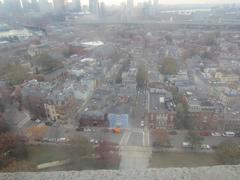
top-left (99, 2), bottom-right (105, 17)
top-left (53, 0), bottom-right (65, 13)
top-left (153, 0), bottom-right (159, 6)
top-left (21, 0), bottom-right (31, 11)
top-left (127, 0), bottom-right (134, 9)
top-left (72, 0), bottom-right (81, 12)
top-left (5, 0), bottom-right (22, 13)
top-left (30, 0), bottom-right (40, 11)
top-left (39, 0), bottom-right (52, 14)
top-left (89, 0), bottom-right (99, 15)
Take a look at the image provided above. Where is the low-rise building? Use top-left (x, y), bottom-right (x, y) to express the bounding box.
top-left (79, 111), bottom-right (107, 127)
top-left (147, 87), bottom-right (175, 129)
top-left (220, 88), bottom-right (240, 106)
top-left (187, 96), bottom-right (224, 130)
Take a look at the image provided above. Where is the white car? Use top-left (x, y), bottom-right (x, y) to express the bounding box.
top-left (222, 131), bottom-right (235, 137)
top-left (90, 138), bottom-right (95, 143)
top-left (84, 128), bottom-right (92, 132)
top-left (182, 142), bottom-right (192, 148)
top-left (201, 144), bottom-right (211, 150)
top-left (211, 132), bottom-right (221, 137)
top-left (140, 121), bottom-right (144, 127)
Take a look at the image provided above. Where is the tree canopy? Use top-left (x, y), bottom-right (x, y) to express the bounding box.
top-left (136, 65), bottom-right (148, 89)
top-left (33, 54), bottom-right (63, 73)
top-left (216, 141), bottom-right (240, 165)
top-left (3, 64), bottom-right (29, 85)
top-left (161, 57), bottom-right (177, 75)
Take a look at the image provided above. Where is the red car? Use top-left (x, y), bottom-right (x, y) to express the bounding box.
top-left (199, 131), bottom-right (211, 136)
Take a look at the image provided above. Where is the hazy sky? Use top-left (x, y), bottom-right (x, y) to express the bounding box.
top-left (83, 0), bottom-right (240, 6)
top-left (1, 0), bottom-right (240, 6)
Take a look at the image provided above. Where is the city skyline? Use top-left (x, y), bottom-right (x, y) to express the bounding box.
top-left (1, 0), bottom-right (240, 6)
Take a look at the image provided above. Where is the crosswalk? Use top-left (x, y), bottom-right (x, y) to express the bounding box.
top-left (120, 128), bottom-right (150, 147)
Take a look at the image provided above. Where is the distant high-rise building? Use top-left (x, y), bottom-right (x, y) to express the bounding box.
top-left (67, 0), bottom-right (81, 12)
top-left (89, 0), bottom-right (99, 16)
top-left (127, 0), bottom-right (134, 9)
top-left (39, 0), bottom-right (52, 14)
top-left (21, 0), bottom-right (31, 11)
top-left (153, 0), bottom-right (159, 6)
top-left (5, 0), bottom-right (22, 13)
top-left (99, 2), bottom-right (105, 18)
top-left (53, 0), bottom-right (65, 13)
top-left (30, 0), bottom-right (40, 11)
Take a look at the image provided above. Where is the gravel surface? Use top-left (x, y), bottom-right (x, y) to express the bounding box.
top-left (1, 165), bottom-right (240, 180)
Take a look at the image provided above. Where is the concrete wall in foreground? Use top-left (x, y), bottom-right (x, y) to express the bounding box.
top-left (1, 165), bottom-right (240, 180)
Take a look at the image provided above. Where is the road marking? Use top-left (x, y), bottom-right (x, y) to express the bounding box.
top-left (142, 130), bottom-right (145, 146)
top-left (147, 130), bottom-right (150, 146)
top-left (120, 131), bottom-right (131, 146)
top-left (120, 133), bottom-right (127, 146)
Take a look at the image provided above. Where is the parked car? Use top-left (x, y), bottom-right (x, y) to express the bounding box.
top-left (140, 121), bottom-right (144, 127)
top-left (182, 142), bottom-right (193, 148)
top-left (84, 128), bottom-right (92, 132)
top-left (235, 132), bottom-right (240, 137)
top-left (35, 119), bottom-right (41, 123)
top-left (201, 144), bottom-right (211, 150)
top-left (45, 121), bottom-right (53, 126)
top-left (222, 131), bottom-right (235, 137)
top-left (76, 127), bottom-right (84, 131)
top-left (199, 131), bottom-right (211, 136)
top-left (211, 132), bottom-right (221, 137)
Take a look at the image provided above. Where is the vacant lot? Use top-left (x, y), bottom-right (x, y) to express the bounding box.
top-left (149, 152), bottom-right (220, 168)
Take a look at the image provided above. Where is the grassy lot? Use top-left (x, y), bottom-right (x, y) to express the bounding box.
top-left (27, 145), bottom-right (71, 164)
top-left (149, 152), bottom-right (220, 168)
top-left (26, 145), bottom-right (119, 171)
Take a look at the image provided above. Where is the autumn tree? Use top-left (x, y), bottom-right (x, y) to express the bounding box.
top-left (151, 129), bottom-right (170, 147)
top-left (95, 141), bottom-right (120, 169)
top-left (161, 57), bottom-right (177, 75)
top-left (0, 133), bottom-right (28, 168)
top-left (0, 160), bottom-right (36, 172)
top-left (216, 141), bottom-right (240, 165)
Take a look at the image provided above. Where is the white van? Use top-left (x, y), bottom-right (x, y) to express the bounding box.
top-left (222, 131), bottom-right (235, 137)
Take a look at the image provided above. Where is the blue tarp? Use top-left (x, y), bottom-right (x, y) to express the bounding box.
top-left (107, 113), bottom-right (128, 128)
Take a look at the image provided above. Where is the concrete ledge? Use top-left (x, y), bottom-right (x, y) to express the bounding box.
top-left (1, 165), bottom-right (240, 180)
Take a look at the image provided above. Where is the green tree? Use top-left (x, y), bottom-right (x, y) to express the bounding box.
top-left (165, 35), bottom-right (173, 44)
top-left (136, 65), bottom-right (148, 89)
top-left (5, 64), bottom-right (29, 85)
top-left (33, 54), bottom-right (63, 73)
top-left (216, 141), bottom-right (240, 165)
top-left (161, 57), bottom-right (177, 75)
top-left (185, 131), bottom-right (203, 150)
top-left (175, 102), bottom-right (191, 129)
top-left (115, 71), bottom-right (122, 84)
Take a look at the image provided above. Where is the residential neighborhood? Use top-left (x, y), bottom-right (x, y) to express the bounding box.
top-left (0, 0), bottom-right (240, 173)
